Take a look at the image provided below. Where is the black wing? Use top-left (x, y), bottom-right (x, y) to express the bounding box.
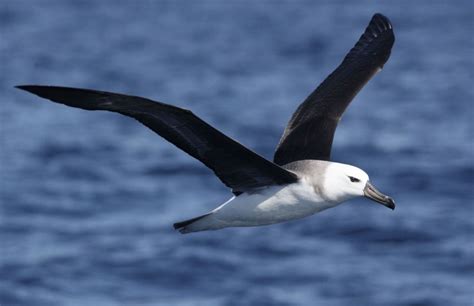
top-left (17, 85), bottom-right (298, 194)
top-left (274, 13), bottom-right (395, 165)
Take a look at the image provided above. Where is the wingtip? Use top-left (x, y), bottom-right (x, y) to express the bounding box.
top-left (372, 12), bottom-right (389, 20)
top-left (368, 13), bottom-right (393, 34)
top-left (16, 85), bottom-right (78, 101)
top-left (355, 13), bottom-right (395, 46)
top-left (15, 85), bottom-right (45, 95)
top-left (343, 12), bottom-right (394, 66)
top-left (15, 84), bottom-right (31, 90)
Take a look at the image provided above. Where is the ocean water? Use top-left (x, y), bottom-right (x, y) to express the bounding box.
top-left (1, 1), bottom-right (473, 305)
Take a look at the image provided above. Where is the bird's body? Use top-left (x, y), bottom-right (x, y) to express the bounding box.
top-left (177, 160), bottom-right (375, 233)
top-left (17, 13), bottom-right (396, 234)
top-left (183, 183), bottom-right (319, 233)
top-left (180, 162), bottom-right (332, 233)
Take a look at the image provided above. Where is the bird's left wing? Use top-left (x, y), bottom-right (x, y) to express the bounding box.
top-left (274, 13), bottom-right (395, 165)
top-left (17, 85), bottom-right (298, 195)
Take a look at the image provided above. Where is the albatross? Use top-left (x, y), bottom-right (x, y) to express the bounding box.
top-left (17, 13), bottom-right (396, 234)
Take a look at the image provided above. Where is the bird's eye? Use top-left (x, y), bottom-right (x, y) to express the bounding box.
top-left (348, 176), bottom-right (360, 183)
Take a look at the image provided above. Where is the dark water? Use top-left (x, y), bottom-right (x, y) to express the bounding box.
top-left (1, 1), bottom-right (473, 305)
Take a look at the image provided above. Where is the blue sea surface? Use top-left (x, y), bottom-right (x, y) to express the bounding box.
top-left (1, 1), bottom-right (473, 305)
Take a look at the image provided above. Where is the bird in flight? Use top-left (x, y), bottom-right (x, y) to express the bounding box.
top-left (17, 13), bottom-right (395, 234)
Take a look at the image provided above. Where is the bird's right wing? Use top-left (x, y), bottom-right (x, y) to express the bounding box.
top-left (17, 85), bottom-right (298, 195)
top-left (274, 13), bottom-right (395, 165)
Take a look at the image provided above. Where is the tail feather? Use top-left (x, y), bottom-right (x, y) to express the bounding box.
top-left (173, 213), bottom-right (212, 233)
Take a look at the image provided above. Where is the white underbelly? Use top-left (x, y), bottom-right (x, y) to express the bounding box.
top-left (212, 179), bottom-right (337, 227)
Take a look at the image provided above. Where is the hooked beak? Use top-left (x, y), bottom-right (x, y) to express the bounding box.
top-left (364, 181), bottom-right (395, 210)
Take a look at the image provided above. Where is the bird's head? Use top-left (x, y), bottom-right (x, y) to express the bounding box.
top-left (322, 162), bottom-right (395, 209)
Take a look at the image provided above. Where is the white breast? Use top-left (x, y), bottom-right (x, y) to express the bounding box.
top-left (212, 178), bottom-right (339, 227)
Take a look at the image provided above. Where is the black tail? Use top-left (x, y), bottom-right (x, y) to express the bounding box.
top-left (173, 213), bottom-right (212, 231)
